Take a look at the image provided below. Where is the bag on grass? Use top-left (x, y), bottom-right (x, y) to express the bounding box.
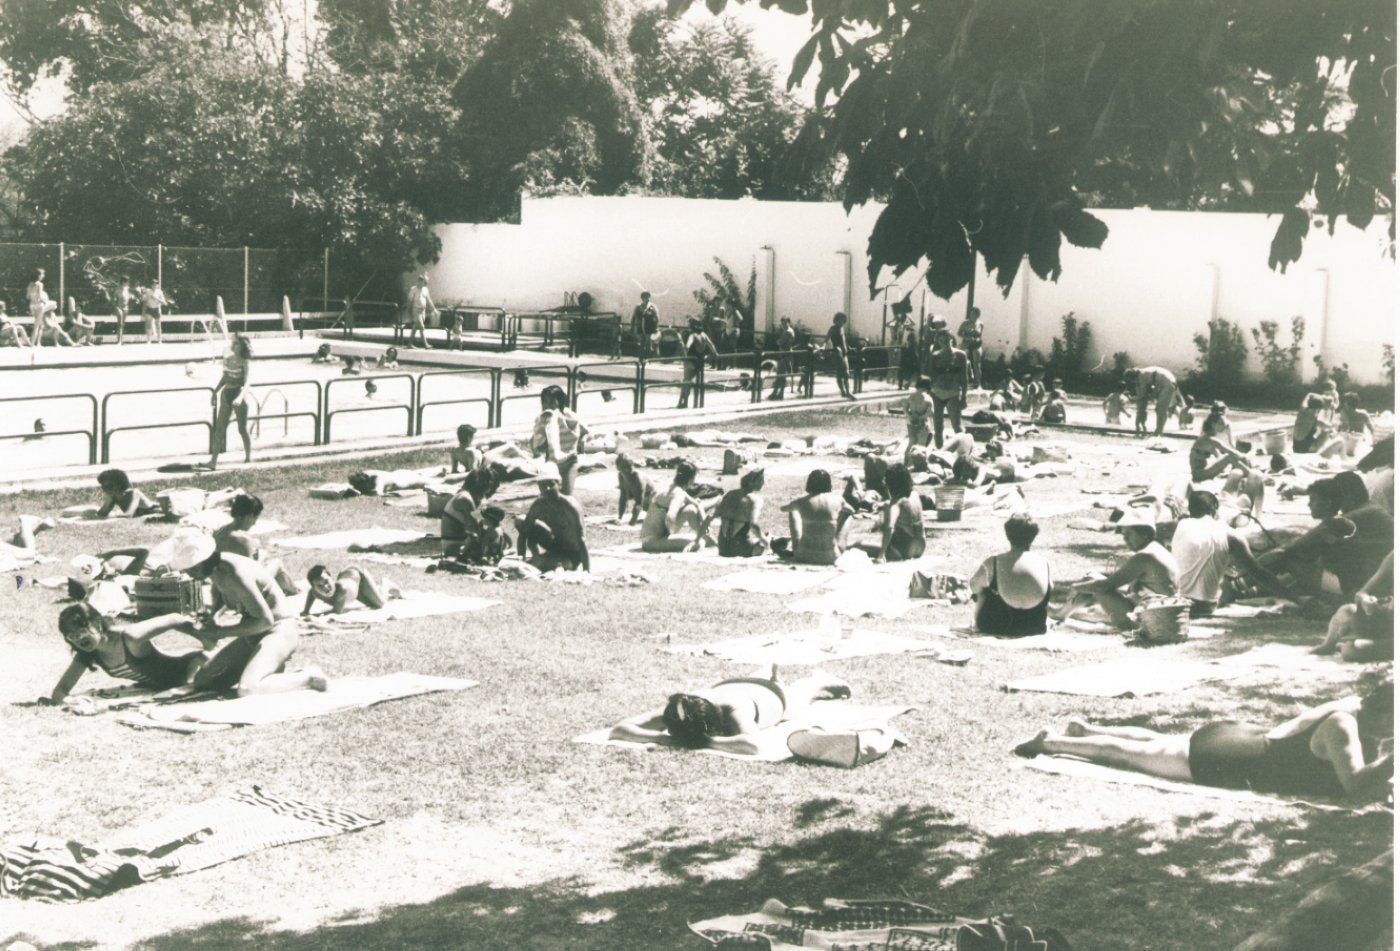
top-left (909, 572), bottom-right (971, 604)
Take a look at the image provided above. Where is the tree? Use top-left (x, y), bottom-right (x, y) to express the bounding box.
top-left (628, 8), bottom-right (835, 200)
top-left (452, 0), bottom-right (650, 220)
top-left (316, 0), bottom-right (500, 82)
top-left (667, 0), bottom-right (1395, 301)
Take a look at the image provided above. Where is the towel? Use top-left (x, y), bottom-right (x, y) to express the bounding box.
top-left (116, 673), bottom-right (478, 731)
top-left (272, 527), bottom-right (433, 550)
top-left (302, 592), bottom-right (497, 628)
top-left (703, 568), bottom-right (839, 595)
top-left (662, 626), bottom-right (947, 666)
top-left (0, 786), bottom-right (381, 901)
top-left (576, 701), bottom-right (914, 762)
top-left (963, 629), bottom-right (1121, 653)
top-left (1004, 656), bottom-right (1242, 697)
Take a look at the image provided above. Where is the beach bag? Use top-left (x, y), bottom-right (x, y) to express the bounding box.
top-left (157, 488), bottom-right (207, 518)
top-left (909, 572), bottom-right (971, 603)
top-left (786, 727), bottom-right (901, 769)
top-left (722, 448), bottom-right (755, 475)
top-left (1133, 596), bottom-right (1192, 644)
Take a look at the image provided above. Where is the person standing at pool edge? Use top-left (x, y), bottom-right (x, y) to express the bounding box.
top-left (406, 273), bottom-right (436, 350)
top-left (140, 282), bottom-right (170, 343)
top-left (208, 333), bottom-right (253, 469)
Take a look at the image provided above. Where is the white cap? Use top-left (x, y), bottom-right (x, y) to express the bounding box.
top-left (157, 528), bottom-right (217, 571)
top-left (69, 554), bottom-right (104, 582)
top-left (1114, 511), bottom-right (1156, 532)
top-left (534, 461), bottom-right (562, 483)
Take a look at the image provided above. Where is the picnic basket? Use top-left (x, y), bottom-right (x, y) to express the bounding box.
top-left (133, 576), bottom-right (209, 619)
top-left (1134, 596), bottom-right (1192, 644)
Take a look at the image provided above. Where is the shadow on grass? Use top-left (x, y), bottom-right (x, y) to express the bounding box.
top-left (32, 800), bottom-right (1390, 951)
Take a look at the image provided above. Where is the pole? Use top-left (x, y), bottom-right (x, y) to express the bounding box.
top-left (323, 247), bottom-right (330, 314)
top-left (243, 246), bottom-right (250, 315)
top-left (57, 242), bottom-right (65, 312)
top-left (965, 252), bottom-right (977, 322)
top-left (157, 244), bottom-right (163, 286)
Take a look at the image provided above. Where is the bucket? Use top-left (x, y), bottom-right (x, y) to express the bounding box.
top-left (1134, 596), bottom-right (1192, 644)
top-left (933, 485), bottom-right (965, 522)
top-left (1262, 429), bottom-right (1287, 455)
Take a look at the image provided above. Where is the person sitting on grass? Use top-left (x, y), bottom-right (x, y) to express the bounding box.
top-left (1014, 682), bottom-right (1394, 802)
top-left (1170, 489), bottom-right (1305, 618)
top-left (516, 465), bottom-right (590, 571)
top-left (212, 494), bottom-right (297, 597)
top-left (1257, 473), bottom-right (1393, 602)
top-left (1037, 388), bottom-right (1067, 424)
top-left (615, 453), bottom-right (658, 525)
top-left (460, 506), bottom-right (511, 566)
top-left (1316, 392), bottom-right (1375, 459)
top-left (640, 460), bottom-right (714, 553)
top-left (0, 302), bottom-right (31, 347)
top-left (165, 530), bottom-right (327, 697)
top-left (41, 602), bottom-right (248, 705)
top-left (95, 468), bottom-right (160, 519)
top-left (704, 466), bottom-right (768, 558)
top-left (450, 423), bottom-right (482, 475)
top-left (1313, 553), bottom-right (1394, 662)
top-left (1188, 412), bottom-right (1265, 519)
top-left (969, 514), bottom-right (1052, 636)
top-left (611, 666), bottom-right (852, 754)
top-left (843, 454), bottom-right (890, 513)
top-left (303, 564), bottom-right (402, 615)
top-left (874, 464), bottom-right (925, 563)
top-left (1052, 513), bottom-right (1177, 629)
top-left (441, 466), bottom-right (500, 558)
top-left (775, 469), bottom-right (854, 566)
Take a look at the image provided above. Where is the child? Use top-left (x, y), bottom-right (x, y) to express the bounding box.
top-left (989, 377), bottom-right (1023, 412)
top-left (1018, 370), bottom-right (1045, 416)
top-left (377, 346), bottom-right (400, 369)
top-left (96, 468), bottom-right (160, 518)
top-left (451, 423), bottom-right (482, 474)
top-left (616, 453), bottom-right (658, 524)
top-left (312, 342), bottom-right (334, 363)
top-left (1103, 388), bottom-right (1128, 426)
top-left (460, 505), bottom-right (510, 565)
top-left (1038, 389), bottom-right (1067, 424)
top-left (1175, 394), bottom-right (1195, 430)
top-left (441, 309), bottom-right (461, 350)
top-left (340, 355), bottom-right (362, 375)
top-left (1294, 393), bottom-right (1327, 453)
top-left (904, 376), bottom-right (935, 464)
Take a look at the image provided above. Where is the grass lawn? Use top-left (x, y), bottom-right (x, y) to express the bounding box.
top-left (0, 407), bottom-right (1391, 950)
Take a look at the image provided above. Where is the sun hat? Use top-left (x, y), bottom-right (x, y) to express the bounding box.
top-left (1114, 511), bottom-right (1157, 532)
top-left (158, 529), bottom-right (217, 571)
top-left (535, 461), bottom-right (562, 483)
top-left (69, 554), bottom-right (104, 583)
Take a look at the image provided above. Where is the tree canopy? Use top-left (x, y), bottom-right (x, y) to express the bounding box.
top-left (669, 0), bottom-right (1396, 300)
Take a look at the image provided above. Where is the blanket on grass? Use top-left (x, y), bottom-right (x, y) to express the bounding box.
top-left (661, 626), bottom-right (960, 666)
top-left (963, 628), bottom-right (1123, 653)
top-left (115, 673), bottom-right (478, 732)
top-left (689, 898), bottom-right (1071, 950)
top-left (1017, 756), bottom-right (1355, 812)
top-left (703, 567), bottom-right (839, 596)
top-left (300, 591), bottom-right (497, 630)
top-left (0, 786), bottom-right (380, 901)
top-left (576, 701), bottom-right (913, 763)
top-left (272, 527), bottom-right (435, 551)
top-left (1004, 656), bottom-right (1242, 697)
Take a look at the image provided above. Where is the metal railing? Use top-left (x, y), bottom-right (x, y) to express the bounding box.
top-left (495, 365), bottom-right (574, 427)
top-left (0, 392), bottom-right (100, 465)
top-left (574, 360), bottom-right (641, 415)
top-left (100, 385), bottom-right (214, 463)
top-left (414, 367), bottom-right (497, 435)
top-left (323, 373), bottom-right (416, 444)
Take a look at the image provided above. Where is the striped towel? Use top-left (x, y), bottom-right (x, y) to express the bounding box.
top-left (0, 786), bottom-right (380, 901)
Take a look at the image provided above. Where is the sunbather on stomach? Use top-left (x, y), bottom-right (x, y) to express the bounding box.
top-left (611, 667), bottom-right (851, 754)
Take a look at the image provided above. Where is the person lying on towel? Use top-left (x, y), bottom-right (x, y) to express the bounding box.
top-left (1051, 513), bottom-right (1176, 629)
top-left (611, 667), bottom-right (851, 754)
top-left (303, 565), bottom-right (402, 615)
top-left (1014, 682), bottom-right (1393, 802)
top-left (42, 602), bottom-right (248, 704)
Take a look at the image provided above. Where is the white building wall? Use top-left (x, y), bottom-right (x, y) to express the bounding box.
top-left (427, 196), bottom-right (1395, 383)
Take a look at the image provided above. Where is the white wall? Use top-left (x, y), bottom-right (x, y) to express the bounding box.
top-left (427, 196), bottom-right (1396, 383)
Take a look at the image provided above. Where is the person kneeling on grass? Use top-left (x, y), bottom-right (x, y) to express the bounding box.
top-left (303, 565), bottom-right (402, 616)
top-left (775, 469), bottom-right (854, 566)
top-left (615, 453), bottom-right (658, 525)
top-left (96, 468), bottom-right (160, 519)
top-left (516, 465), bottom-right (590, 572)
top-left (164, 530), bottom-right (326, 696)
top-left (1014, 682), bottom-right (1394, 802)
top-left (42, 602), bottom-right (247, 704)
top-left (969, 515), bottom-right (1052, 636)
top-left (640, 460), bottom-right (715, 553)
top-left (1314, 553), bottom-right (1394, 662)
top-left (1052, 513), bottom-right (1177, 629)
top-left (612, 666), bottom-right (852, 754)
top-left (212, 494), bottom-right (298, 597)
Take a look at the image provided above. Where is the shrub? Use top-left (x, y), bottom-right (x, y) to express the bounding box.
top-left (1192, 318), bottom-right (1247, 392)
top-left (1009, 347), bottom-right (1047, 380)
top-left (1384, 345), bottom-right (1395, 387)
top-left (1046, 312), bottom-right (1093, 388)
top-left (1111, 351), bottom-right (1132, 382)
top-left (1251, 315), bottom-right (1305, 385)
top-left (1312, 354), bottom-right (1352, 392)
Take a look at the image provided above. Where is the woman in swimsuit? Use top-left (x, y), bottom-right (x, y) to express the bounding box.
top-left (95, 468), bottom-right (159, 518)
top-left (43, 602), bottom-right (243, 704)
top-left (969, 514), bottom-right (1051, 636)
top-left (777, 469), bottom-right (853, 566)
top-left (611, 667), bottom-right (852, 754)
top-left (877, 464), bottom-right (925, 562)
top-left (208, 333), bottom-right (253, 469)
top-left (707, 466), bottom-right (768, 558)
top-left (303, 565), bottom-right (402, 615)
top-left (1014, 683), bottom-right (1393, 800)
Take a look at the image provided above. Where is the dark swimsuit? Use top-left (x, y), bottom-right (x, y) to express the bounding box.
top-left (98, 641), bottom-right (189, 689)
top-left (975, 557), bottom-right (1050, 637)
top-left (1188, 717), bottom-right (1343, 797)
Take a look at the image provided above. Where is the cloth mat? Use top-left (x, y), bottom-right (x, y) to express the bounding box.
top-left (302, 592), bottom-right (498, 628)
top-left (576, 701), bottom-right (914, 762)
top-left (661, 626), bottom-right (955, 666)
top-left (352, 551), bottom-right (440, 570)
top-left (272, 527), bottom-right (433, 550)
top-left (703, 567), bottom-right (839, 595)
top-left (1017, 756), bottom-right (1353, 811)
top-left (116, 673), bottom-right (478, 731)
top-left (963, 628), bottom-right (1122, 653)
top-left (0, 785), bottom-right (381, 900)
top-left (1210, 642), bottom-right (1356, 673)
top-left (1208, 598), bottom-right (1298, 619)
top-left (1004, 655), bottom-right (1242, 697)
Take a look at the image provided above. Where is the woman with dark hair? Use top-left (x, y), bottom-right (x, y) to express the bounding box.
top-left (611, 667), bottom-right (851, 752)
top-left (876, 464), bottom-right (925, 563)
top-left (207, 333), bottom-right (253, 470)
top-left (1015, 683), bottom-right (1394, 801)
top-left (969, 515), bottom-right (1052, 636)
top-left (95, 468), bottom-right (159, 518)
top-left (42, 602), bottom-right (241, 704)
top-left (640, 461), bottom-right (712, 553)
top-left (530, 384), bottom-right (588, 495)
top-left (777, 469), bottom-right (853, 566)
top-left (1317, 392), bottom-right (1375, 459)
top-left (707, 467), bottom-right (768, 558)
top-left (212, 493), bottom-right (297, 596)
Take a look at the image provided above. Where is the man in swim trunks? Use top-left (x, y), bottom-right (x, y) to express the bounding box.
top-left (1124, 366), bottom-right (1179, 437)
top-left (516, 465), bottom-right (590, 571)
top-left (302, 564), bottom-right (402, 615)
top-left (1055, 513), bottom-right (1177, 629)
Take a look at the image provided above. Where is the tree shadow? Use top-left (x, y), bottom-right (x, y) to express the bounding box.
top-left (58, 798), bottom-right (1392, 951)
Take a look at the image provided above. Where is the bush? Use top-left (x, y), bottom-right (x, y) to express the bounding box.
top-left (1384, 345), bottom-right (1395, 387)
top-left (1251, 316), bottom-right (1305, 385)
top-left (1192, 318), bottom-right (1248, 393)
top-left (1312, 354), bottom-right (1352, 392)
top-left (1046, 312), bottom-right (1093, 389)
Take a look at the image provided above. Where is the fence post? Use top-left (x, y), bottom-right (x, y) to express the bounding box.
top-left (635, 358), bottom-right (646, 414)
top-left (157, 245), bottom-right (163, 287)
top-left (57, 243), bottom-right (65, 311)
top-left (752, 350), bottom-right (763, 403)
top-left (491, 369), bottom-right (502, 428)
top-left (323, 248), bottom-right (330, 313)
top-left (243, 246), bottom-right (250, 315)
top-left (697, 358), bottom-right (706, 409)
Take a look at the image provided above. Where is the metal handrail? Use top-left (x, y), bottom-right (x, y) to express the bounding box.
top-left (0, 392), bottom-right (100, 464)
top-left (251, 388), bottom-right (288, 439)
top-left (248, 409), bottom-right (321, 445)
top-left (0, 429), bottom-right (95, 467)
top-left (573, 359), bottom-right (641, 414)
top-left (324, 372), bottom-right (417, 443)
top-left (852, 345), bottom-right (898, 394)
top-left (104, 420), bottom-right (212, 464)
top-left (636, 355), bottom-right (707, 412)
top-left (749, 349), bottom-right (812, 403)
top-left (413, 367), bottom-right (499, 435)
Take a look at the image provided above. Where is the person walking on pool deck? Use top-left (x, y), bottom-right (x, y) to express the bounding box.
top-left (303, 565), bottom-right (402, 615)
top-left (676, 318), bottom-right (719, 409)
top-left (1053, 512), bottom-right (1177, 629)
top-left (207, 333), bottom-right (254, 470)
top-left (26, 269), bottom-right (58, 349)
top-left (640, 460), bottom-right (714, 553)
top-left (405, 273), bottom-right (436, 349)
top-left (631, 291), bottom-right (660, 357)
top-left (139, 281), bottom-right (170, 343)
top-left (969, 515), bottom-right (1052, 636)
top-left (1014, 682), bottom-right (1393, 801)
top-left (1124, 365), bottom-right (1179, 437)
top-left (926, 328), bottom-right (969, 448)
top-left (165, 529), bottom-right (328, 697)
top-left (516, 464), bottom-right (590, 571)
top-left (825, 312), bottom-right (856, 400)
